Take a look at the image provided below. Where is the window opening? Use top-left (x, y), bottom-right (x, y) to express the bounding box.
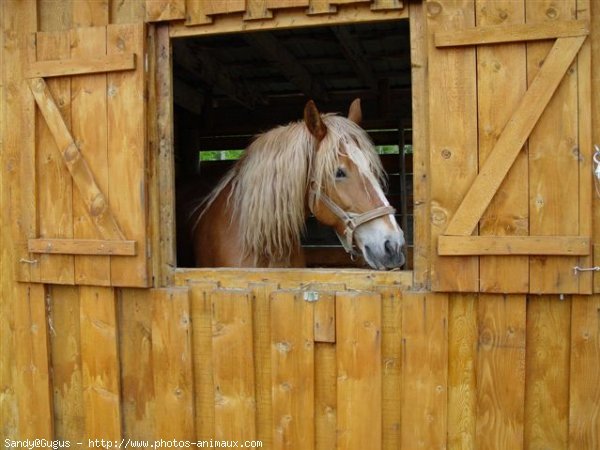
top-left (173, 21), bottom-right (413, 269)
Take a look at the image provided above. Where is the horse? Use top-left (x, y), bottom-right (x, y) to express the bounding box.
top-left (190, 99), bottom-right (405, 269)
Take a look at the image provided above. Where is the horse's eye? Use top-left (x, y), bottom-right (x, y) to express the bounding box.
top-left (335, 168), bottom-right (347, 179)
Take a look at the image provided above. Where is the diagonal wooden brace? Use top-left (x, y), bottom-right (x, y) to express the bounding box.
top-left (28, 77), bottom-right (126, 241)
top-left (444, 35), bottom-right (586, 236)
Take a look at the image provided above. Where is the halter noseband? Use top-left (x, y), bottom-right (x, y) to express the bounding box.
top-left (308, 184), bottom-right (396, 255)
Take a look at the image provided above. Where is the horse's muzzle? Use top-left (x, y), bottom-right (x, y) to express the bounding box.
top-left (362, 235), bottom-right (405, 270)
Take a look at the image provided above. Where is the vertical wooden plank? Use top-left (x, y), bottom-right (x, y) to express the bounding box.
top-left (569, 295), bottom-right (600, 448)
top-left (15, 284), bottom-right (54, 439)
top-left (476, 0), bottom-right (528, 293)
top-left (527, 0), bottom-right (579, 294)
top-left (428, 0), bottom-right (479, 292)
top-left (271, 290), bottom-right (314, 450)
top-left (313, 291), bottom-right (335, 343)
top-left (315, 342), bottom-right (336, 450)
top-left (119, 288), bottom-right (155, 441)
top-left (250, 282), bottom-right (279, 449)
top-left (36, 31), bottom-right (75, 284)
top-left (107, 23), bottom-right (149, 287)
top-left (575, 0), bottom-right (593, 294)
top-left (447, 294), bottom-right (477, 450)
top-left (49, 286), bottom-right (85, 442)
top-left (72, 0), bottom-right (109, 27)
top-left (378, 287), bottom-right (402, 450)
top-left (0, 0), bottom-right (39, 284)
top-left (211, 288), bottom-right (257, 441)
top-left (70, 26), bottom-right (110, 285)
top-left (410, 0), bottom-right (431, 289)
top-left (336, 291), bottom-right (382, 450)
top-left (1, 3), bottom-right (38, 441)
top-left (592, 0), bottom-right (600, 293)
top-left (524, 296), bottom-right (570, 450)
top-left (38, 0), bottom-right (72, 32)
top-left (152, 288), bottom-right (195, 439)
top-left (155, 24), bottom-right (177, 286)
top-left (475, 295), bottom-right (526, 450)
top-left (400, 292), bottom-right (448, 450)
top-left (80, 286), bottom-right (122, 442)
top-left (189, 282), bottom-right (218, 440)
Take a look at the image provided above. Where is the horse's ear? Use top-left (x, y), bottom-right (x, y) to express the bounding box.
top-left (348, 98), bottom-right (362, 125)
top-left (304, 100), bottom-right (327, 142)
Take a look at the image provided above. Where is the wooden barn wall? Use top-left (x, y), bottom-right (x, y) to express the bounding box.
top-left (0, 1), bottom-right (599, 450)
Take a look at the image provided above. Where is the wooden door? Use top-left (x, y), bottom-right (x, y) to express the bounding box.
top-left (20, 24), bottom-right (150, 287)
top-left (428, 1), bottom-right (592, 294)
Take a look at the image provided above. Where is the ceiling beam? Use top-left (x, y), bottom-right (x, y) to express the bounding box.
top-left (243, 32), bottom-right (330, 102)
top-left (330, 27), bottom-right (378, 90)
top-left (173, 39), bottom-right (265, 109)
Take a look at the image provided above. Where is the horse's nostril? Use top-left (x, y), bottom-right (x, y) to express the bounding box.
top-left (384, 240), bottom-right (395, 255)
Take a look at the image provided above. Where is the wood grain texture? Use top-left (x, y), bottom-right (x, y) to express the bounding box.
top-left (409, 0), bottom-right (431, 289)
top-left (72, 0), bottom-right (109, 27)
top-left (119, 288), bottom-right (155, 441)
top-left (26, 53), bottom-right (135, 78)
top-left (70, 26), bottom-right (111, 285)
top-left (315, 342), bottom-right (336, 450)
top-left (591, 0), bottom-right (600, 293)
top-left (14, 284), bottom-right (54, 439)
top-left (475, 0), bottom-right (528, 293)
top-left (524, 296), bottom-right (570, 450)
top-left (174, 268), bottom-right (413, 290)
top-left (80, 286), bottom-right (122, 442)
top-left (271, 290), bottom-right (314, 450)
top-left (569, 295), bottom-right (600, 448)
top-left (445, 35), bottom-right (585, 237)
top-left (428, 0), bottom-right (479, 291)
top-left (475, 295), bottom-right (526, 450)
top-left (438, 236), bottom-right (589, 256)
top-left (575, 0), bottom-right (593, 294)
top-left (1, 1), bottom-right (38, 442)
top-left (401, 292), bottom-right (448, 449)
top-left (379, 287), bottom-right (402, 450)
top-left (435, 19), bottom-right (589, 47)
top-left (28, 238), bottom-right (135, 256)
top-left (29, 76), bottom-right (125, 241)
top-left (211, 289), bottom-right (257, 441)
top-left (447, 294), bottom-right (477, 450)
top-left (145, 0), bottom-right (185, 22)
top-left (152, 288), bottom-right (195, 440)
top-left (34, 33), bottom-right (75, 284)
top-left (189, 282), bottom-right (218, 440)
top-left (250, 283), bottom-right (278, 449)
top-left (336, 291), bottom-right (382, 450)
top-left (49, 286), bottom-right (84, 441)
top-left (107, 24), bottom-right (149, 287)
top-left (527, 0), bottom-right (581, 294)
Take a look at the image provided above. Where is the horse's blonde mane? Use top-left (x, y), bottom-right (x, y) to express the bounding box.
top-left (199, 113), bottom-right (385, 264)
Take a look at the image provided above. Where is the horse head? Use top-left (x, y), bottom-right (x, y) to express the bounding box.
top-left (304, 99), bottom-right (406, 270)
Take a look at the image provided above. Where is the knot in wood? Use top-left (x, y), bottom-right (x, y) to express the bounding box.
top-left (430, 207), bottom-right (447, 226)
top-left (441, 149), bottom-right (452, 160)
top-left (426, 1), bottom-right (442, 17)
top-left (545, 7), bottom-right (558, 19)
top-left (90, 194), bottom-right (107, 217)
top-left (63, 143), bottom-right (79, 162)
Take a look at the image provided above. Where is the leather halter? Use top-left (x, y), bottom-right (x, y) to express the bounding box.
top-left (308, 184), bottom-right (396, 255)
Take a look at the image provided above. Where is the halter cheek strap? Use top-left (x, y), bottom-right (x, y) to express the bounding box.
top-left (308, 185), bottom-right (396, 254)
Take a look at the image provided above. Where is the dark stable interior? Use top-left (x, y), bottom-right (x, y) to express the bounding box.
top-left (172, 20), bottom-right (413, 268)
